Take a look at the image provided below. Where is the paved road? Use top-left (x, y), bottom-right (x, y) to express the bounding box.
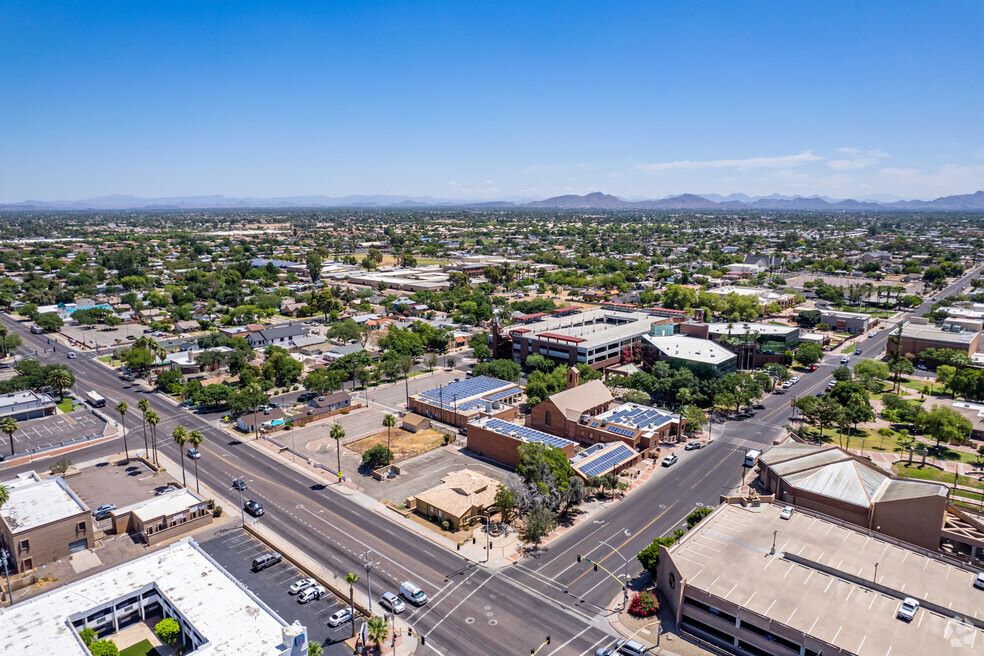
top-left (2, 266), bottom-right (979, 653)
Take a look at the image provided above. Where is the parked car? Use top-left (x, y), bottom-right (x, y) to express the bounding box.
top-left (684, 441), bottom-right (701, 451)
top-left (251, 552), bottom-right (281, 572)
top-left (380, 591), bottom-right (406, 614)
top-left (327, 608), bottom-right (353, 627)
top-left (897, 597), bottom-right (920, 621)
top-left (808, 364), bottom-right (818, 372)
top-left (595, 639), bottom-right (647, 656)
top-left (399, 581), bottom-right (428, 606)
top-left (780, 506), bottom-right (793, 520)
top-left (789, 376), bottom-right (800, 384)
top-left (289, 578), bottom-right (317, 595)
top-left (232, 478), bottom-right (247, 491)
top-left (974, 572), bottom-right (984, 590)
top-left (92, 503), bottom-right (117, 520)
top-left (661, 454), bottom-right (678, 467)
top-left (67, 351), bottom-right (77, 359)
top-left (244, 499), bottom-right (265, 517)
top-left (186, 447), bottom-right (201, 460)
top-left (297, 584), bottom-right (326, 604)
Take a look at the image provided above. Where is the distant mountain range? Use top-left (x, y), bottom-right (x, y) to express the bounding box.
top-left (2, 190), bottom-right (984, 211)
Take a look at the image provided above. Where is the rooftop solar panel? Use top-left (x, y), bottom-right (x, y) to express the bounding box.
top-left (577, 443), bottom-right (636, 478)
top-left (482, 418), bottom-right (575, 449)
top-left (420, 375), bottom-right (513, 404)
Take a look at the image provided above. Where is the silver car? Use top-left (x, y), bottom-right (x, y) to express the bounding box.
top-left (380, 591), bottom-right (405, 614)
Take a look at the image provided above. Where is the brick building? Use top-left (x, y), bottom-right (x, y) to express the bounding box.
top-left (891, 318), bottom-right (981, 359)
top-left (526, 369), bottom-right (615, 441)
top-left (466, 417), bottom-right (576, 469)
top-left (407, 375), bottom-right (521, 428)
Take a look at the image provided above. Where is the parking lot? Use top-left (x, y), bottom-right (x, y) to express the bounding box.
top-left (200, 530), bottom-right (357, 655)
top-left (0, 409), bottom-right (106, 457)
top-left (67, 458), bottom-right (182, 530)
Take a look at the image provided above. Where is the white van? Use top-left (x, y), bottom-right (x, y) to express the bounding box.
top-left (399, 581), bottom-right (428, 606)
top-left (744, 449), bottom-right (761, 468)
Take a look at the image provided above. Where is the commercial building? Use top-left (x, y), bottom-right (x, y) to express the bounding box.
top-left (408, 375), bottom-right (521, 428)
top-left (467, 417), bottom-right (577, 469)
top-left (410, 469), bottom-right (499, 530)
top-left (571, 402), bottom-right (681, 449)
top-left (527, 371), bottom-right (615, 441)
top-left (891, 318), bottom-right (981, 358)
top-left (657, 503), bottom-right (984, 656)
top-left (641, 334), bottom-right (738, 376)
top-left (109, 489), bottom-right (212, 546)
top-left (0, 471), bottom-right (93, 572)
top-left (0, 538), bottom-right (308, 655)
top-left (246, 324), bottom-right (308, 349)
top-left (0, 390), bottom-right (56, 421)
top-left (704, 286), bottom-right (797, 309)
top-left (569, 442), bottom-right (642, 480)
top-left (756, 443), bottom-right (957, 551)
top-left (818, 309), bottom-right (871, 335)
top-left (506, 307), bottom-right (661, 369)
top-left (342, 266), bottom-right (451, 291)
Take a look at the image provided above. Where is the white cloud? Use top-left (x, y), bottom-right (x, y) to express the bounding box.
top-left (636, 151), bottom-right (822, 174)
top-left (827, 148), bottom-right (889, 170)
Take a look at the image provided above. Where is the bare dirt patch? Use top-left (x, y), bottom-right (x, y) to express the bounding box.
top-left (346, 428), bottom-right (447, 461)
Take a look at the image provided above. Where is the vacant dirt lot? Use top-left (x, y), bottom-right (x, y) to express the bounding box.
top-left (346, 427), bottom-right (446, 461)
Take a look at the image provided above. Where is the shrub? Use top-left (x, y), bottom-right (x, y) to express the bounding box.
top-left (685, 507), bottom-right (712, 529)
top-left (212, 505), bottom-right (224, 517)
top-left (628, 590), bottom-right (660, 618)
top-left (361, 445), bottom-right (393, 469)
top-left (88, 639), bottom-right (119, 656)
top-left (79, 627), bottom-right (97, 646)
top-left (441, 520), bottom-right (451, 531)
top-left (154, 617), bottom-right (182, 646)
top-left (50, 458), bottom-right (72, 475)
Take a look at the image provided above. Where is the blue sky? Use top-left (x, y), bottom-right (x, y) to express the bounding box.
top-left (2, 1), bottom-right (982, 202)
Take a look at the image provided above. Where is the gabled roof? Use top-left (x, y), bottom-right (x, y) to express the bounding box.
top-left (784, 459), bottom-right (888, 508)
top-left (546, 380), bottom-right (614, 421)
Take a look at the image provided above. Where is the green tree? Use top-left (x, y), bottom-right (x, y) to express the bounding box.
top-left (637, 531), bottom-right (686, 576)
top-left (470, 358), bottom-right (522, 382)
top-left (331, 423), bottom-right (345, 482)
top-left (0, 482), bottom-right (8, 510)
top-left (46, 366), bottom-right (74, 400)
top-left (137, 398), bottom-right (151, 459)
top-left (187, 429), bottom-right (204, 493)
top-left (154, 617), bottom-right (182, 646)
top-left (88, 639), bottom-right (120, 656)
top-left (686, 506), bottom-right (712, 528)
top-left (494, 484), bottom-right (516, 523)
top-left (382, 413), bottom-right (396, 452)
top-left (35, 312), bottom-right (64, 332)
top-left (916, 405), bottom-right (973, 447)
top-left (78, 627), bottom-right (97, 647)
top-left (344, 572), bottom-right (360, 637)
top-left (307, 642), bottom-right (324, 656)
top-left (516, 442), bottom-right (575, 500)
top-left (367, 616), bottom-right (388, 645)
top-left (521, 504), bottom-right (556, 546)
top-left (794, 343), bottom-right (823, 367)
top-left (172, 425), bottom-right (189, 487)
top-left (305, 251), bottom-right (323, 283)
top-left (116, 401), bottom-right (129, 460)
top-left (146, 409), bottom-right (160, 465)
top-left (361, 444), bottom-right (392, 469)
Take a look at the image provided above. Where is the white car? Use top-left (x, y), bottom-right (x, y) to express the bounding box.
top-left (974, 572), bottom-right (984, 590)
top-left (67, 351), bottom-right (78, 359)
top-left (327, 607), bottom-right (353, 627)
top-left (780, 506), bottom-right (793, 520)
top-left (297, 584), bottom-right (326, 604)
top-left (897, 597), bottom-right (919, 621)
top-left (790, 376), bottom-right (800, 384)
top-left (289, 578), bottom-right (316, 595)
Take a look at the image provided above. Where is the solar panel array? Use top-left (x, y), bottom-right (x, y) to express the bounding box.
top-left (484, 387), bottom-right (520, 403)
top-left (576, 443), bottom-right (637, 479)
top-left (606, 425), bottom-right (636, 438)
top-left (482, 418), bottom-right (575, 449)
top-left (419, 375), bottom-right (515, 404)
top-left (603, 404), bottom-right (672, 429)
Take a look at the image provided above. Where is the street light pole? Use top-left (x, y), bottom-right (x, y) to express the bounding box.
top-left (363, 550), bottom-right (375, 615)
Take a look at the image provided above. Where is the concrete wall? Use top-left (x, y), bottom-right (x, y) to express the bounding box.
top-left (871, 494), bottom-right (947, 550)
top-left (1, 511), bottom-right (94, 572)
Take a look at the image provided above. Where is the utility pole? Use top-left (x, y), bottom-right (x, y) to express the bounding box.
top-left (363, 550), bottom-right (376, 615)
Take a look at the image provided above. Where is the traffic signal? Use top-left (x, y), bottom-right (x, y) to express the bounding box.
top-left (576, 554), bottom-right (581, 563)
top-left (593, 563), bottom-right (598, 572)
top-left (546, 636), bottom-right (551, 645)
top-left (407, 628), bottom-right (413, 637)
top-left (421, 636), bottom-right (425, 645)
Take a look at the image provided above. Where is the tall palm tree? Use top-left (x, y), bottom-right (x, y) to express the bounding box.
top-left (47, 367), bottom-right (73, 401)
top-left (138, 398), bottom-right (151, 458)
top-left (1, 417), bottom-right (18, 458)
top-left (116, 401), bottom-right (129, 460)
top-left (146, 410), bottom-right (160, 465)
top-left (330, 423), bottom-right (345, 483)
top-left (344, 572), bottom-right (359, 637)
top-left (172, 426), bottom-right (189, 487)
top-left (367, 616), bottom-right (388, 647)
top-left (382, 414), bottom-right (395, 453)
top-left (186, 429), bottom-right (204, 493)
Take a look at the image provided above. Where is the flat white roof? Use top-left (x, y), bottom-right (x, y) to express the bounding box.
top-left (705, 321), bottom-right (798, 337)
top-left (643, 334), bottom-right (736, 365)
top-left (0, 538), bottom-right (295, 655)
top-left (113, 489), bottom-right (207, 523)
top-left (517, 308), bottom-right (655, 349)
top-left (0, 471), bottom-right (88, 532)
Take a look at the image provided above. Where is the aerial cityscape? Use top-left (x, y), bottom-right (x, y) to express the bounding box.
top-left (1, 2), bottom-right (983, 656)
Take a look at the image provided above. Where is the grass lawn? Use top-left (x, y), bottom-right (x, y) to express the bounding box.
top-left (899, 379), bottom-right (937, 396)
top-left (346, 428), bottom-right (448, 461)
top-left (96, 354), bottom-right (113, 363)
top-left (893, 463), bottom-right (984, 492)
top-left (56, 398), bottom-right (74, 413)
top-left (119, 640), bottom-right (160, 656)
top-left (832, 305), bottom-right (895, 319)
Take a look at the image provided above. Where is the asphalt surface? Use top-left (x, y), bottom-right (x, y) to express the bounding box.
top-left (1, 266), bottom-right (979, 655)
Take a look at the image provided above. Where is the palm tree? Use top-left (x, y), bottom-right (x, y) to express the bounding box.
top-left (367, 616), bottom-right (388, 647)
top-left (330, 423), bottom-right (345, 483)
top-left (382, 414), bottom-right (396, 453)
top-left (307, 643), bottom-right (323, 656)
top-left (0, 482), bottom-right (9, 509)
top-left (187, 429), bottom-right (204, 493)
top-left (47, 367), bottom-right (73, 401)
top-left (344, 572), bottom-right (360, 637)
top-left (146, 410), bottom-right (160, 465)
top-left (1, 417), bottom-right (18, 458)
top-left (116, 401), bottom-right (129, 460)
top-left (172, 426), bottom-right (189, 487)
top-left (138, 398), bottom-right (151, 458)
